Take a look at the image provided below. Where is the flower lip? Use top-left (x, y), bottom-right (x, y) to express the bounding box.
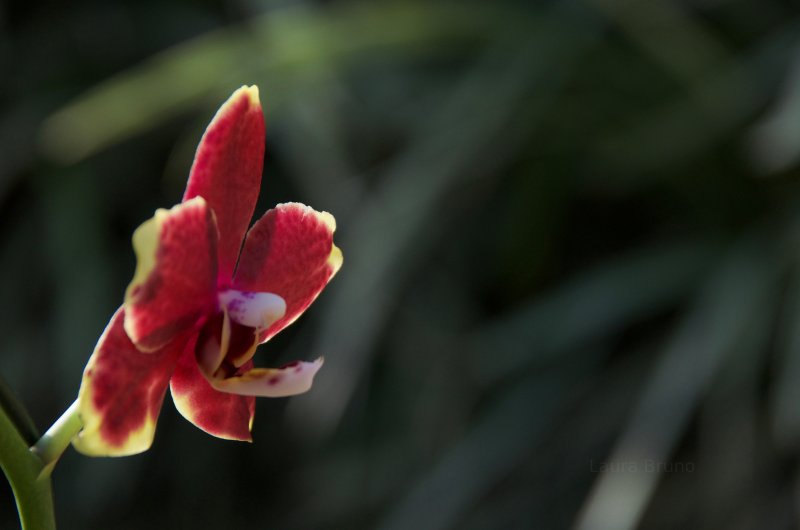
top-left (208, 357), bottom-right (325, 397)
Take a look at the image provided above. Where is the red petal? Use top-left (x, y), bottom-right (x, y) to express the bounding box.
top-left (72, 309), bottom-right (188, 456)
top-left (170, 347), bottom-right (255, 441)
top-left (233, 203), bottom-right (342, 343)
top-left (183, 85), bottom-right (265, 282)
top-left (124, 197), bottom-right (218, 352)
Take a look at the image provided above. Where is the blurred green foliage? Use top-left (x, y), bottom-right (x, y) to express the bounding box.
top-left (3, 0), bottom-right (800, 528)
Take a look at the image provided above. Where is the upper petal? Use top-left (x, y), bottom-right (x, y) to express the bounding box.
top-left (124, 197), bottom-right (218, 351)
top-left (233, 203), bottom-right (342, 343)
top-left (72, 308), bottom-right (188, 456)
top-left (183, 85), bottom-right (266, 282)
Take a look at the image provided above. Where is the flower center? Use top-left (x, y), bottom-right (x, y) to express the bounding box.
top-left (217, 289), bottom-right (286, 330)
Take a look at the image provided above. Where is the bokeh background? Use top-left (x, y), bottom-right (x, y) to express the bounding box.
top-left (3, 0), bottom-right (800, 528)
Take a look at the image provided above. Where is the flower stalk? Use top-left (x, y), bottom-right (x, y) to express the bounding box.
top-left (31, 400), bottom-right (82, 477)
top-left (0, 402), bottom-right (55, 530)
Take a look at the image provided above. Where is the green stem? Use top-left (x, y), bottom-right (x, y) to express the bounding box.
top-left (0, 399), bottom-right (83, 530)
top-left (0, 404), bottom-right (55, 530)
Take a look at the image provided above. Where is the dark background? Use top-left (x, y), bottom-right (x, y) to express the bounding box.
top-left (3, 0), bottom-right (800, 528)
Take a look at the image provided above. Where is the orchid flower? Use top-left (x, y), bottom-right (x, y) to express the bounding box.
top-left (71, 86), bottom-right (342, 456)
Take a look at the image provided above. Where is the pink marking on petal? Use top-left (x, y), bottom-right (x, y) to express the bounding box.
top-left (218, 289), bottom-right (286, 330)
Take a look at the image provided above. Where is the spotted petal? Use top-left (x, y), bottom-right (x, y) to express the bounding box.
top-left (233, 203), bottom-right (342, 343)
top-left (183, 85), bottom-right (265, 282)
top-left (124, 197), bottom-right (218, 352)
top-left (73, 309), bottom-right (187, 456)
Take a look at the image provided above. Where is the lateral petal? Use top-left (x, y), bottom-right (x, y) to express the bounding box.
top-left (124, 197), bottom-right (217, 352)
top-left (72, 309), bottom-right (186, 456)
top-left (170, 347), bottom-right (255, 442)
top-left (233, 203), bottom-right (342, 343)
top-left (183, 85), bottom-right (265, 281)
top-left (209, 358), bottom-right (324, 397)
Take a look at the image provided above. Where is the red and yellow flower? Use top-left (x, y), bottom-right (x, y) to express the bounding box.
top-left (72, 86), bottom-right (342, 456)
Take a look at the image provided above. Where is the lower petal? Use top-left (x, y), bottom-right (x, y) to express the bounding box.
top-left (170, 347), bottom-right (255, 441)
top-left (209, 358), bottom-right (324, 397)
top-left (72, 308), bottom-right (186, 456)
